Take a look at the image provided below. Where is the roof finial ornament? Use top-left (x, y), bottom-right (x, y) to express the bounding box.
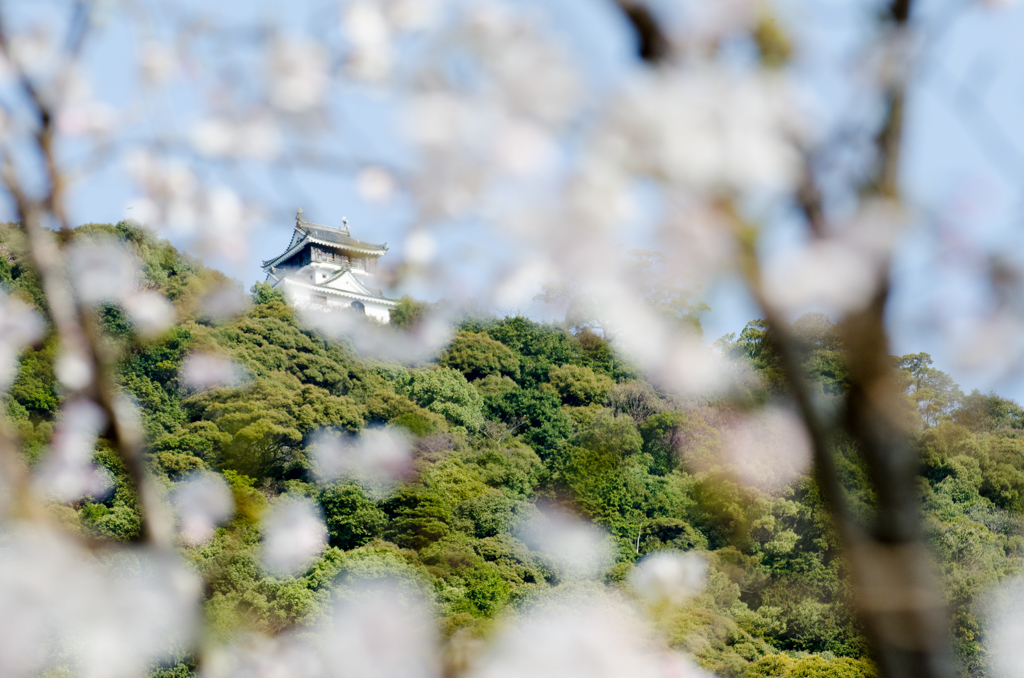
top-left (296, 208), bottom-right (304, 227)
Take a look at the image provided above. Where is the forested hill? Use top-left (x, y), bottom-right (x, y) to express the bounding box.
top-left (3, 222), bottom-right (1024, 678)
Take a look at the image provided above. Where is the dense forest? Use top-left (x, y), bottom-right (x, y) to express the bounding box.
top-left (2, 222), bottom-right (1023, 678)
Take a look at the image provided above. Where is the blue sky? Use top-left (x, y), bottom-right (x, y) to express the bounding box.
top-left (8, 0), bottom-right (1024, 400)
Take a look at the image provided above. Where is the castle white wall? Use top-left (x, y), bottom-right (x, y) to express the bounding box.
top-left (277, 278), bottom-right (394, 323)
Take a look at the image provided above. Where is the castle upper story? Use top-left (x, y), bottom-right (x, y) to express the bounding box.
top-left (262, 209), bottom-right (397, 322)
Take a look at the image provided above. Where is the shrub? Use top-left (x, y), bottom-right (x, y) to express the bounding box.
top-left (407, 367), bottom-right (486, 431)
top-left (389, 295), bottom-right (429, 329)
top-left (251, 281), bottom-right (286, 305)
top-left (320, 483), bottom-right (388, 550)
top-left (490, 389), bottom-right (573, 458)
top-left (640, 411), bottom-right (690, 475)
top-left (547, 364), bottom-right (614, 406)
top-left (441, 331), bottom-right (520, 381)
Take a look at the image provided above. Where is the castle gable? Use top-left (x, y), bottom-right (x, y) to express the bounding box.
top-left (262, 209), bottom-right (396, 323)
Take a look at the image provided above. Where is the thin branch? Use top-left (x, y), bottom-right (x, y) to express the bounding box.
top-left (0, 11), bottom-right (174, 549)
top-left (613, 1), bottom-right (671, 64)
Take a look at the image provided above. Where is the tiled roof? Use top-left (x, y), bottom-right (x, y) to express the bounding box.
top-left (297, 218), bottom-right (387, 253)
top-left (262, 215), bottom-right (388, 268)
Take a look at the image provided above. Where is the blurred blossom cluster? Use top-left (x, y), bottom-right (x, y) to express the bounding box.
top-left (179, 352), bottom-right (248, 391)
top-left (260, 496), bottom-right (328, 576)
top-left (473, 592), bottom-right (710, 678)
top-left (68, 237), bottom-right (175, 337)
top-left (2, 0), bottom-right (1024, 676)
top-left (762, 201), bottom-right (905, 316)
top-left (198, 570), bottom-right (713, 678)
top-left (629, 551), bottom-right (708, 606)
top-left (124, 151), bottom-right (253, 263)
top-left (300, 302), bottom-right (455, 361)
top-left (313, 426), bottom-right (413, 491)
top-left (204, 581), bottom-right (439, 678)
top-left (517, 505), bottom-right (615, 579)
top-left (33, 398), bottom-right (112, 503)
top-left (0, 291), bottom-right (44, 389)
top-left (600, 68), bottom-right (802, 195)
top-left (171, 473), bottom-right (235, 546)
top-left (720, 406), bottom-right (813, 492)
top-left (0, 528), bottom-right (199, 678)
top-left (985, 578), bottom-right (1024, 676)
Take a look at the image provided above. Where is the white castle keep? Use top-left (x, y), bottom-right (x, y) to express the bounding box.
top-left (262, 210), bottom-right (398, 323)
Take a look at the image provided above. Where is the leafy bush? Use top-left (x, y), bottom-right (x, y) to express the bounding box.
top-left (547, 364), bottom-right (614, 406)
top-left (441, 331), bottom-right (521, 381)
top-left (389, 295), bottom-right (429, 329)
top-left (407, 367), bottom-right (485, 431)
top-left (489, 389), bottom-right (573, 457)
top-left (320, 483), bottom-right (388, 549)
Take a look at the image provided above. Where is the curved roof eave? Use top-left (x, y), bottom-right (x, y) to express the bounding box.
top-left (282, 278), bottom-right (399, 307)
top-left (306, 236), bottom-right (387, 255)
top-left (262, 234), bottom-right (310, 269)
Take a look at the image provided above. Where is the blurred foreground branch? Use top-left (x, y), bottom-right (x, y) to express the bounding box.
top-left (0, 8), bottom-right (172, 548)
top-left (736, 1), bottom-right (957, 676)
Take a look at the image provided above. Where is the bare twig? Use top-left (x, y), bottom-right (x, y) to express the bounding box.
top-left (0, 9), bottom-right (173, 549)
top-left (614, 1), bottom-right (671, 64)
top-left (732, 0), bottom-right (956, 673)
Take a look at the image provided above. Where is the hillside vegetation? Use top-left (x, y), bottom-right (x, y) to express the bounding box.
top-left (2, 222), bottom-right (1022, 678)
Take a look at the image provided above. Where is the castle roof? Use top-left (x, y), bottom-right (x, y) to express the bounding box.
top-left (262, 211), bottom-right (388, 269)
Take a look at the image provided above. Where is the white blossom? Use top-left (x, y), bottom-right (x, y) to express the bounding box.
top-left (123, 151), bottom-right (201, 235)
top-left (67, 238), bottom-right (142, 306)
top-left (54, 350), bottom-right (94, 390)
top-left (261, 496), bottom-right (328, 576)
top-left (121, 289), bottom-right (176, 338)
top-left (313, 427), bottom-right (413, 492)
top-left (57, 100), bottom-right (116, 137)
top-left (721, 406), bottom-right (813, 491)
top-left (601, 68), bottom-right (801, 193)
top-left (344, 1), bottom-right (394, 82)
top-left (172, 473), bottom-right (235, 546)
top-left (8, 28), bottom-right (56, 78)
top-left (299, 303), bottom-right (454, 363)
top-left (321, 581), bottom-right (439, 678)
top-left (386, 0), bottom-right (444, 31)
top-left (463, 4), bottom-right (582, 125)
top-left (202, 634), bottom-right (323, 678)
top-left (762, 239), bottom-right (880, 315)
top-left (266, 38), bottom-right (330, 113)
top-left (985, 577), bottom-right (1024, 677)
top-left (191, 118), bottom-right (236, 158)
top-left (138, 40), bottom-right (177, 85)
top-left (192, 116), bottom-right (281, 160)
top-left (492, 118), bottom-right (556, 176)
top-left (629, 552), bottom-right (707, 606)
top-left (33, 399), bottom-right (111, 503)
top-left (405, 92), bottom-right (471, 149)
top-left (237, 114), bottom-right (282, 161)
top-left (179, 352), bottom-right (247, 391)
top-left (0, 528), bottom-right (200, 678)
top-left (199, 284), bottom-right (250, 321)
top-left (516, 507), bottom-right (614, 578)
top-left (0, 292), bottom-right (45, 390)
top-left (357, 166), bottom-right (397, 203)
top-left (196, 186), bottom-right (252, 261)
top-left (471, 593), bottom-right (706, 678)
top-left (404, 230), bottom-right (438, 265)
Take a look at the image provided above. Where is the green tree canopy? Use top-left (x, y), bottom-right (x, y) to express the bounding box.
top-left (440, 331), bottom-right (521, 381)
